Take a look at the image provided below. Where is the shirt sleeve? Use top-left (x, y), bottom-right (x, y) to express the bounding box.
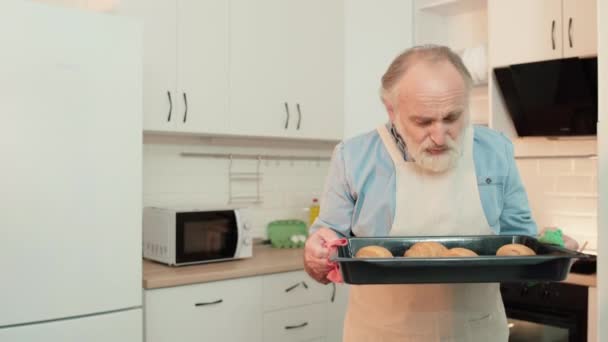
top-left (309, 142), bottom-right (355, 237)
top-left (499, 138), bottom-right (538, 236)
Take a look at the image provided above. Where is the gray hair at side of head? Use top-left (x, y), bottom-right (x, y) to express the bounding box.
top-left (379, 44), bottom-right (473, 107)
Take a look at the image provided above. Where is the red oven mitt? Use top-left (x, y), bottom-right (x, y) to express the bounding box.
top-left (325, 238), bottom-right (348, 283)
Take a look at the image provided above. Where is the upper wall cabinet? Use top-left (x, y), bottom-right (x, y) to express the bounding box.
top-left (562, 0), bottom-right (597, 58)
top-left (116, 0), bottom-right (177, 132)
top-left (116, 0), bottom-right (230, 135)
top-left (489, 0), bottom-right (597, 67)
top-left (229, 0), bottom-right (344, 141)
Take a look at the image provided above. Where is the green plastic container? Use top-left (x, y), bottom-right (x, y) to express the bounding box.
top-left (267, 220), bottom-right (308, 248)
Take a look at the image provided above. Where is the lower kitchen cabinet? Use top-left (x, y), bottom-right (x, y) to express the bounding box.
top-left (143, 271), bottom-right (348, 342)
top-left (144, 276), bottom-right (263, 342)
top-left (263, 303), bottom-right (327, 342)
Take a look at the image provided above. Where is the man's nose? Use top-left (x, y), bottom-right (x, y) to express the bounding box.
top-left (429, 123), bottom-right (447, 146)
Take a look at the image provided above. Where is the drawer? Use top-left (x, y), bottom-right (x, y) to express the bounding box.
top-left (144, 277), bottom-right (263, 342)
top-left (263, 271), bottom-right (328, 312)
top-left (263, 303), bottom-right (327, 342)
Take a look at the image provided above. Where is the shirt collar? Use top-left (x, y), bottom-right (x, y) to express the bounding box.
top-left (386, 122), bottom-right (409, 161)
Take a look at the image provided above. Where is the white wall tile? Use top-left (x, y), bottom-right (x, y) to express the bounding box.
top-left (537, 159), bottom-right (573, 176)
top-left (515, 154), bottom-right (598, 248)
top-left (573, 158), bottom-right (597, 176)
top-left (143, 136), bottom-right (332, 238)
top-left (555, 175), bottom-right (595, 194)
top-left (515, 159), bottom-right (539, 179)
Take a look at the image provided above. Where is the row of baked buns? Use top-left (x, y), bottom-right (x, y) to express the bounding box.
top-left (355, 241), bottom-right (536, 258)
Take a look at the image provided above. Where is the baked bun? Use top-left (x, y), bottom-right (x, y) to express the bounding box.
top-left (404, 241), bottom-right (448, 257)
top-left (496, 243), bottom-right (536, 256)
top-left (439, 247), bottom-right (478, 257)
top-left (355, 245), bottom-right (393, 258)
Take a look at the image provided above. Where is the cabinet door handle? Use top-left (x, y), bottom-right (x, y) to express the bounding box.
top-left (167, 91), bottom-right (173, 122)
top-left (331, 283), bottom-right (336, 303)
top-left (182, 92), bottom-right (188, 123)
top-left (284, 102), bottom-right (290, 129)
top-left (568, 17), bottom-right (573, 48)
top-left (285, 281), bottom-right (308, 292)
top-left (285, 322), bottom-right (308, 330)
top-left (194, 299), bottom-right (223, 307)
top-left (551, 20), bottom-right (556, 50)
top-left (296, 103), bottom-right (302, 130)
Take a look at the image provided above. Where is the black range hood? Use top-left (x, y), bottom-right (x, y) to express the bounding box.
top-left (494, 57), bottom-right (598, 137)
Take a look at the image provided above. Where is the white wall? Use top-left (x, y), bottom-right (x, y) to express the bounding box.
top-left (516, 152), bottom-right (598, 251)
top-left (597, 0), bottom-right (607, 339)
top-left (143, 134), bottom-right (334, 238)
top-left (343, 0), bottom-right (414, 139)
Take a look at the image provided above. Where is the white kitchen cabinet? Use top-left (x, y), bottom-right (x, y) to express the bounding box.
top-left (144, 277), bottom-right (263, 342)
top-left (562, 0), bottom-right (597, 58)
top-left (326, 283), bottom-right (350, 342)
top-left (262, 270), bottom-right (329, 312)
top-left (116, 0), bottom-right (230, 134)
top-left (116, 0), bottom-right (177, 132)
top-left (175, 0), bottom-right (230, 134)
top-left (489, 0), bottom-right (596, 67)
top-left (143, 271), bottom-right (349, 342)
top-left (229, 0), bottom-right (291, 139)
top-left (488, 0), bottom-right (563, 67)
top-left (230, 0), bottom-right (344, 140)
top-left (287, 0), bottom-right (344, 140)
top-left (263, 303), bottom-right (327, 342)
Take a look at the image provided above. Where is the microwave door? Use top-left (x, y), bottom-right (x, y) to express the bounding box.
top-left (176, 211), bottom-right (238, 264)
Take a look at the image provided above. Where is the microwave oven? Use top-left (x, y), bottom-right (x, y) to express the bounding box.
top-left (143, 207), bottom-right (253, 266)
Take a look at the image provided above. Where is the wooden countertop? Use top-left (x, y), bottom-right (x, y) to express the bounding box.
top-left (143, 244), bottom-right (305, 289)
top-left (143, 245), bottom-right (597, 289)
top-left (562, 272), bottom-right (597, 287)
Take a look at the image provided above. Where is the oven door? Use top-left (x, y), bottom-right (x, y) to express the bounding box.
top-left (501, 282), bottom-right (588, 342)
top-left (506, 308), bottom-right (581, 342)
top-left (175, 210), bottom-right (239, 264)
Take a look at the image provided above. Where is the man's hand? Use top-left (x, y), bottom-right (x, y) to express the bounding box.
top-left (304, 227), bottom-right (339, 284)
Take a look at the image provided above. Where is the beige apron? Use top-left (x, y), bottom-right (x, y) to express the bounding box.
top-left (342, 125), bottom-right (508, 342)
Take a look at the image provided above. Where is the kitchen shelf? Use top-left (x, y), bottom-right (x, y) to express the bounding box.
top-left (418, 0), bottom-right (486, 16)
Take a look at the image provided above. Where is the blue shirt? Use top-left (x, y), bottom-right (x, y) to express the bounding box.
top-left (311, 125), bottom-right (538, 237)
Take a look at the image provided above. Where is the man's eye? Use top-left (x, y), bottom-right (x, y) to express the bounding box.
top-left (416, 120), bottom-right (432, 126)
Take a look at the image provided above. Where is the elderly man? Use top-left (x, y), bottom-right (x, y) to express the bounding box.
top-left (304, 45), bottom-right (537, 341)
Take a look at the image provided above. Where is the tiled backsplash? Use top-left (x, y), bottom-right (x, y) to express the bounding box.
top-left (516, 152), bottom-right (598, 251)
top-left (143, 134), bottom-right (599, 248)
top-left (143, 134), bottom-right (334, 238)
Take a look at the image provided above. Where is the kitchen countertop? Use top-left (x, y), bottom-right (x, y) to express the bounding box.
top-left (142, 244), bottom-right (597, 289)
top-left (143, 244), bottom-right (305, 289)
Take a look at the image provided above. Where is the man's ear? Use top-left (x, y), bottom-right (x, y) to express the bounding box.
top-left (383, 98), bottom-right (396, 122)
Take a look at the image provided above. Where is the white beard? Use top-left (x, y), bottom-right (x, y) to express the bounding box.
top-left (402, 128), bottom-right (466, 173)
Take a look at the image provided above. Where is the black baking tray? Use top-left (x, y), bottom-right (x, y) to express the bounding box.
top-left (333, 235), bottom-right (589, 284)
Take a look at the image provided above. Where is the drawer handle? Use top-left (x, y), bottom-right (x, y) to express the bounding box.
top-left (285, 322), bottom-right (308, 330)
top-left (182, 92), bottom-right (188, 123)
top-left (166, 91), bottom-right (173, 122)
top-left (285, 281), bottom-right (308, 292)
top-left (194, 299), bottom-right (223, 307)
top-left (284, 102), bottom-right (290, 129)
top-left (296, 103), bottom-right (302, 130)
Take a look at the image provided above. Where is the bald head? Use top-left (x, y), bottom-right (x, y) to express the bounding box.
top-left (380, 45), bottom-right (473, 106)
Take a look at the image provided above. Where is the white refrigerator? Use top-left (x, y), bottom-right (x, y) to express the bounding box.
top-left (0, 1), bottom-right (143, 340)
